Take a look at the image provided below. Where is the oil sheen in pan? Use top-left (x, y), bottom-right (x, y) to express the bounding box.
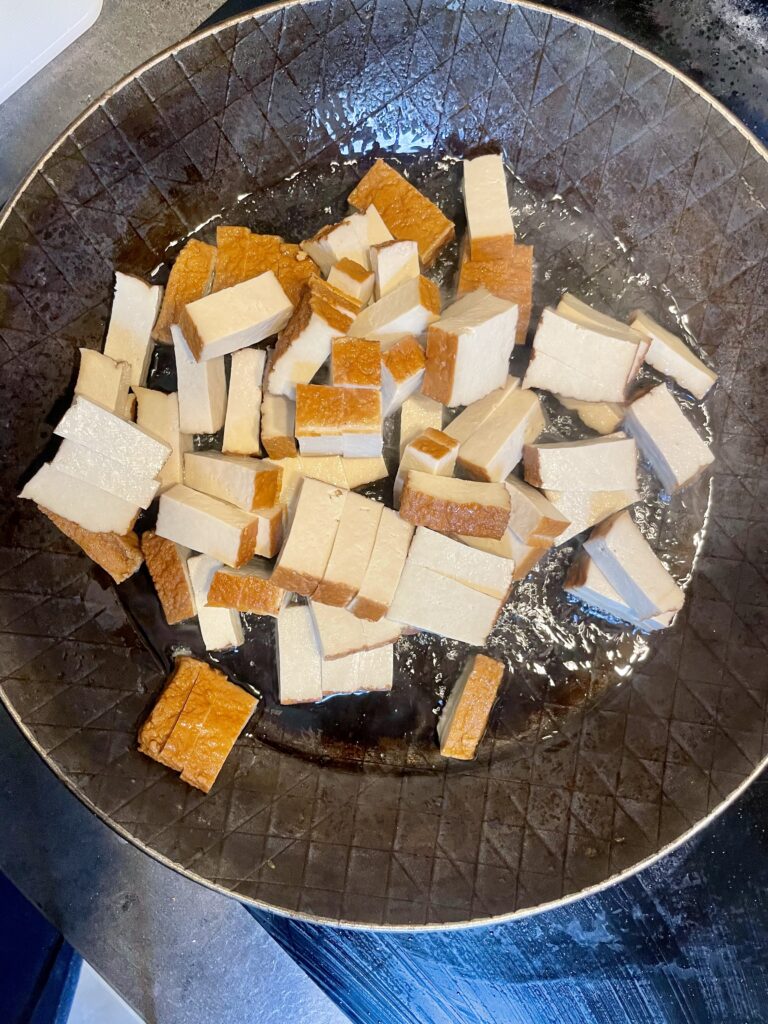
top-left (117, 155), bottom-right (713, 774)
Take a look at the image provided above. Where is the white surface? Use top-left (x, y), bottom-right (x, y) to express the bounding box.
top-left (68, 960), bottom-right (143, 1024)
top-left (0, 1), bottom-right (103, 106)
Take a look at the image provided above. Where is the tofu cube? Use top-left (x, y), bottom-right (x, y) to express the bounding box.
top-left (523, 433), bottom-right (638, 492)
top-left (399, 393), bottom-right (443, 455)
top-left (331, 338), bottom-right (381, 389)
top-left (207, 559), bottom-right (286, 617)
top-left (399, 471), bottom-right (510, 539)
top-left (381, 335), bottom-right (426, 416)
top-left (134, 387), bottom-right (191, 491)
top-left (153, 239), bottom-right (217, 344)
top-left (348, 276), bottom-right (441, 341)
top-left (277, 604), bottom-right (324, 704)
top-left (462, 154), bottom-right (515, 260)
top-left (438, 653), bottom-right (505, 759)
top-left (261, 391), bottom-right (297, 459)
top-left (75, 348), bottom-right (133, 419)
top-left (313, 492), bottom-right (384, 606)
top-left (20, 464), bottom-right (139, 535)
top-left (631, 311), bottom-right (717, 400)
top-left (457, 245), bottom-right (533, 344)
top-left (223, 348), bottom-right (266, 456)
top-left (184, 450), bottom-right (282, 511)
top-left (141, 531), bottom-right (196, 625)
top-left (171, 325), bottom-right (227, 435)
top-left (188, 554), bottom-right (244, 651)
top-left (370, 239), bottom-right (420, 299)
top-left (327, 258), bottom-right (375, 305)
top-left (155, 484), bottom-right (262, 568)
top-left (458, 388), bottom-right (545, 481)
top-left (388, 561), bottom-right (502, 645)
top-left (394, 428), bottom-right (459, 504)
top-left (271, 478), bottom-right (347, 596)
top-left (103, 272), bottom-right (163, 387)
top-left (348, 508), bottom-right (414, 621)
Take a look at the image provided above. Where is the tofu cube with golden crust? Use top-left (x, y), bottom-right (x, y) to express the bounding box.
top-left (438, 653), bottom-right (505, 760)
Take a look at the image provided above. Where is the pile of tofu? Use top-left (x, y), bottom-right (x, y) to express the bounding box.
top-left (19, 152), bottom-right (718, 773)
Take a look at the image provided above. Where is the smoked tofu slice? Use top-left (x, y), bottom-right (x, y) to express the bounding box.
top-left (267, 279), bottom-right (355, 399)
top-left (341, 456), bottom-right (389, 489)
top-left (54, 395), bottom-right (171, 478)
top-left (140, 530), bottom-right (196, 625)
top-left (309, 601), bottom-right (401, 660)
top-left (179, 272), bottom-right (293, 362)
top-left (423, 289), bottom-right (518, 407)
top-left (348, 508), bottom-right (414, 621)
top-left (557, 293), bottom-right (648, 383)
top-left (399, 393), bottom-right (443, 455)
top-left (313, 492), bottom-right (384, 606)
top-left (41, 509), bottom-right (142, 585)
top-left (457, 245), bottom-right (533, 344)
top-left (462, 154), bottom-right (515, 260)
top-left (388, 561), bottom-right (501, 645)
top-left (565, 554), bottom-right (675, 631)
top-left (623, 384), bottom-right (714, 492)
top-left (153, 240), bottom-right (217, 344)
top-left (555, 395), bottom-right (626, 435)
top-left (394, 428), bottom-right (459, 504)
top-left (583, 510), bottom-right (685, 621)
top-left (20, 464), bottom-right (139, 535)
top-left (188, 553), bottom-right (244, 650)
top-left (171, 325), bottom-right (227, 435)
top-left (543, 488), bottom-right (640, 546)
top-left (370, 239), bottom-right (420, 299)
top-left (271, 478), bottom-right (347, 596)
top-left (223, 348), bottom-right (266, 456)
top-left (75, 348), bottom-right (133, 418)
top-left (630, 311), bottom-right (717, 400)
top-left (184, 451), bottom-right (282, 512)
top-left (207, 559), bottom-right (286, 617)
top-left (103, 272), bottom-right (163, 387)
top-left (301, 207), bottom-right (392, 274)
top-left (505, 476), bottom-right (570, 546)
top-left (343, 388), bottom-right (383, 458)
top-left (52, 438), bottom-right (160, 509)
top-left (134, 388), bottom-right (190, 491)
top-left (408, 527), bottom-right (513, 600)
top-left (277, 604), bottom-right (324, 704)
top-left (212, 227), bottom-right (280, 292)
top-left (523, 308), bottom-right (642, 403)
top-left (523, 433), bottom-right (637, 492)
top-left (138, 656), bottom-right (201, 759)
top-left (251, 506), bottom-right (283, 558)
top-left (443, 377), bottom-right (519, 444)
top-left (399, 471), bottom-right (510, 539)
top-left (438, 653), bottom-right (505, 759)
top-left (458, 388), bottom-right (545, 481)
top-left (321, 645), bottom-right (394, 696)
top-left (458, 526), bottom-right (545, 581)
top-left (381, 335), bottom-right (426, 416)
top-left (331, 338), bottom-right (381, 389)
top-left (438, 651), bottom-right (505, 757)
top-left (327, 258), bottom-right (375, 305)
top-left (349, 276), bottom-right (441, 341)
top-left (261, 392), bottom-right (297, 459)
top-left (295, 384), bottom-right (382, 458)
top-left (155, 484), bottom-right (261, 568)
top-left (348, 159), bottom-right (455, 266)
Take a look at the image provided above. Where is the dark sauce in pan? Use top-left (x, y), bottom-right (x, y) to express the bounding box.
top-left (116, 156), bottom-right (713, 774)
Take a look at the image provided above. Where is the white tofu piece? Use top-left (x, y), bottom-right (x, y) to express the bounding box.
top-left (623, 384), bottom-right (714, 492)
top-left (327, 259), bottom-right (375, 305)
top-left (155, 484), bottom-right (261, 568)
top-left (555, 395), bottom-right (626, 435)
top-left (565, 554), bottom-right (676, 631)
top-left (54, 395), bottom-right (170, 478)
top-left (294, 384), bottom-right (382, 459)
top-left (370, 239), bottom-right (420, 299)
top-left (505, 476), bottom-right (570, 546)
top-left (297, 456), bottom-right (348, 488)
top-left (133, 387), bottom-right (190, 491)
top-left (399, 393), bottom-right (443, 455)
top-left (458, 388), bottom-right (545, 481)
top-left (348, 276), bottom-right (441, 341)
top-left (363, 205), bottom-right (394, 247)
top-left (179, 271), bottom-right (293, 362)
top-left (103, 272), bottom-right (163, 387)
top-left (399, 471), bottom-right (511, 539)
top-left (277, 604), bottom-right (324, 704)
top-left (394, 428), bottom-right (459, 505)
top-left (342, 456), bottom-right (388, 489)
top-left (348, 508), bottom-right (414, 621)
top-left (631, 311), bottom-right (717, 400)
top-left (342, 388), bottom-right (383, 458)
top-left (223, 348), bottom-right (266, 456)
top-left (457, 526), bottom-right (544, 581)
top-left (74, 348), bottom-right (133, 418)
top-left (388, 561), bottom-right (501, 645)
top-left (462, 154), bottom-right (515, 260)
top-left (557, 293), bottom-right (648, 382)
top-left (207, 559), bottom-right (286, 617)
top-left (309, 601), bottom-right (401, 660)
top-left (543, 488), bottom-right (640, 545)
top-left (523, 308), bottom-right (642, 402)
top-left (523, 433), bottom-right (637, 491)
top-left (52, 438), bottom-right (159, 509)
top-left (302, 208), bottom-right (391, 275)
top-left (423, 289), bottom-right (518, 407)
top-left (583, 510), bottom-right (685, 621)
top-left (438, 653), bottom-right (505, 759)
top-left (171, 325), bottom-right (227, 435)
top-left (20, 463), bottom-right (139, 535)
top-left (187, 553), bottom-right (244, 651)
top-left (443, 377), bottom-right (519, 445)
top-left (252, 506), bottom-right (283, 559)
top-left (261, 392), bottom-right (297, 459)
top-left (184, 451), bottom-right (282, 512)
top-left (271, 478), bottom-right (347, 596)
top-left (321, 645), bottom-right (394, 696)
top-left (380, 335), bottom-right (426, 416)
top-left (408, 526), bottom-right (513, 599)
top-left (313, 493), bottom-right (384, 606)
